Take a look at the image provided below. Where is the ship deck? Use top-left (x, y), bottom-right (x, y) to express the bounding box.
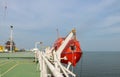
top-left (0, 52), bottom-right (40, 77)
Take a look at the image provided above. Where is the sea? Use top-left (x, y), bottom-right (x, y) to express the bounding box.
top-left (74, 52), bottom-right (120, 77)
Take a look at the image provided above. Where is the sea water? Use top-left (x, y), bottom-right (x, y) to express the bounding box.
top-left (74, 52), bottom-right (120, 77)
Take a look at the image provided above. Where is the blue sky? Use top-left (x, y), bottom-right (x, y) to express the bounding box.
top-left (0, 0), bottom-right (120, 51)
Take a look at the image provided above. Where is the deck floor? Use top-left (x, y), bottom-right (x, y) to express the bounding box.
top-left (0, 53), bottom-right (40, 77)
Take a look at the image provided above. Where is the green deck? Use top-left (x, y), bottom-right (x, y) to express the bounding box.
top-left (0, 52), bottom-right (40, 77)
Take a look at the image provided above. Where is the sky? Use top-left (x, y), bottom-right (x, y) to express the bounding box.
top-left (0, 0), bottom-right (120, 51)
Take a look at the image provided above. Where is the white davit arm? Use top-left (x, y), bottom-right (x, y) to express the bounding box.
top-left (56, 29), bottom-right (76, 60)
top-left (41, 52), bottom-right (64, 77)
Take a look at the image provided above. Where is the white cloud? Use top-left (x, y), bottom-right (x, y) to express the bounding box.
top-left (83, 0), bottom-right (117, 13)
top-left (100, 15), bottom-right (120, 27)
top-left (0, 0), bottom-right (120, 50)
top-left (91, 15), bottom-right (120, 37)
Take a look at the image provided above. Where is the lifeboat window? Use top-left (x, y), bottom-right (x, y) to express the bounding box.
top-left (70, 46), bottom-right (76, 51)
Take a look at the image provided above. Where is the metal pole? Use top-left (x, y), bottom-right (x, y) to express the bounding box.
top-left (35, 42), bottom-right (38, 48)
top-left (10, 25), bottom-right (13, 52)
top-left (40, 42), bottom-right (43, 51)
top-left (35, 42), bottom-right (42, 48)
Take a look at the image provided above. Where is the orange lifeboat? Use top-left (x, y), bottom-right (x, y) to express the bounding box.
top-left (54, 37), bottom-right (82, 66)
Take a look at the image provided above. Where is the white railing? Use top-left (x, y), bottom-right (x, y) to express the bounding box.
top-left (33, 29), bottom-right (77, 77)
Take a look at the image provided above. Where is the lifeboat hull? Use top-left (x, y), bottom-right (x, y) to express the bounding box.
top-left (61, 51), bottom-right (82, 66)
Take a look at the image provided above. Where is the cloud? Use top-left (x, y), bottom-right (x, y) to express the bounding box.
top-left (82, 0), bottom-right (117, 14)
top-left (76, 0), bottom-right (120, 37)
top-left (100, 15), bottom-right (120, 27)
top-left (91, 15), bottom-right (120, 37)
top-left (0, 0), bottom-right (120, 51)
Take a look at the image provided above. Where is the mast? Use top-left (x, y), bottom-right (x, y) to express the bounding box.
top-left (10, 25), bottom-right (13, 52)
